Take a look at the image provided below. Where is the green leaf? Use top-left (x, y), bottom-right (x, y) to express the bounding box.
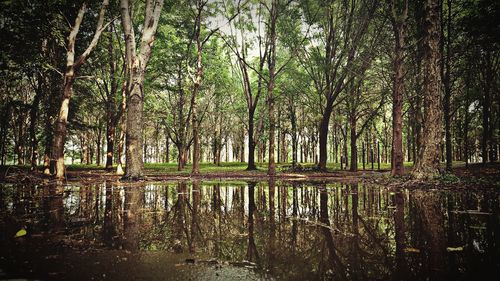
top-left (14, 228), bottom-right (27, 238)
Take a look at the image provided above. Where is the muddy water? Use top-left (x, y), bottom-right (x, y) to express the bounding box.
top-left (0, 181), bottom-right (499, 281)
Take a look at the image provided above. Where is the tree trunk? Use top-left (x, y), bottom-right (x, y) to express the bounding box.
top-left (116, 79), bottom-right (127, 175)
top-left (191, 0), bottom-right (203, 175)
top-left (247, 110), bottom-right (257, 170)
top-left (318, 108), bottom-right (332, 171)
top-left (30, 80), bottom-right (43, 171)
top-left (52, 76), bottom-right (75, 178)
top-left (105, 31), bottom-right (118, 170)
top-left (52, 0), bottom-right (109, 179)
top-left (350, 114), bottom-right (358, 172)
top-left (96, 126), bottom-right (102, 166)
top-left (443, 0), bottom-right (452, 171)
top-left (390, 0), bottom-right (407, 176)
top-left (124, 80), bottom-right (144, 179)
top-left (267, 0), bottom-right (277, 176)
top-left (412, 0), bottom-right (442, 179)
top-left (165, 133), bottom-right (170, 163)
top-left (121, 0), bottom-right (164, 180)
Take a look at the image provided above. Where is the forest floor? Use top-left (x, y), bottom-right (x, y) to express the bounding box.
top-left (0, 161), bottom-right (499, 188)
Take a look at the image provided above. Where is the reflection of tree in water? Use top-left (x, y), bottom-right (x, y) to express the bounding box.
top-left (122, 185), bottom-right (142, 251)
top-left (2, 181), bottom-right (499, 280)
top-left (189, 180), bottom-right (201, 253)
top-left (319, 184), bottom-right (346, 279)
top-left (392, 188), bottom-right (407, 281)
top-left (172, 181), bottom-right (187, 253)
top-left (42, 184), bottom-right (64, 231)
top-left (103, 181), bottom-right (117, 247)
top-left (413, 190), bottom-right (447, 280)
top-left (246, 181), bottom-right (259, 262)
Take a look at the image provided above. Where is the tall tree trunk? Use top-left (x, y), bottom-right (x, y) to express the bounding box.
top-left (442, 0), bottom-right (452, 171)
top-left (390, 0), bottom-right (407, 176)
top-left (105, 30), bottom-right (118, 170)
top-left (116, 78), bottom-right (127, 175)
top-left (120, 0), bottom-right (164, 180)
top-left (190, 0), bottom-right (205, 175)
top-left (481, 51), bottom-right (493, 164)
top-left (30, 79), bottom-right (43, 171)
top-left (350, 113), bottom-right (358, 172)
top-left (267, 0), bottom-right (277, 176)
top-left (319, 106), bottom-right (333, 171)
top-left (412, 0), bottom-right (442, 179)
top-left (247, 109), bottom-right (257, 170)
top-left (52, 0), bottom-right (109, 179)
top-left (96, 126), bottom-right (102, 166)
top-left (290, 104), bottom-right (298, 168)
top-left (165, 134), bottom-right (170, 163)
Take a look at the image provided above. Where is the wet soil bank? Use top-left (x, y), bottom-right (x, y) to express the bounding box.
top-left (1, 162), bottom-right (499, 188)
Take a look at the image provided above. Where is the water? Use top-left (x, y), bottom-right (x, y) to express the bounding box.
top-left (0, 180), bottom-right (499, 280)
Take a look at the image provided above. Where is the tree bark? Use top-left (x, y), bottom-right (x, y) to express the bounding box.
top-left (29, 77), bottom-right (44, 171)
top-left (412, 0), bottom-right (442, 179)
top-left (190, 1), bottom-right (203, 175)
top-left (121, 0), bottom-right (164, 180)
top-left (390, 0), bottom-right (407, 176)
top-left (105, 30), bottom-right (118, 170)
top-left (350, 114), bottom-right (358, 172)
top-left (52, 0), bottom-right (109, 179)
top-left (442, 0), bottom-right (452, 171)
top-left (266, 0), bottom-right (278, 176)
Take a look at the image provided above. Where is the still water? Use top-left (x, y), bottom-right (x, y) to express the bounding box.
top-left (0, 180), bottom-right (499, 280)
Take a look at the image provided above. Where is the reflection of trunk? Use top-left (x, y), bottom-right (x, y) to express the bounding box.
top-left (189, 180), bottom-right (200, 253)
top-left (43, 185), bottom-right (64, 230)
top-left (319, 185), bottom-right (345, 277)
top-left (173, 182), bottom-right (187, 253)
top-left (291, 183), bottom-right (298, 251)
top-left (103, 181), bottom-right (116, 247)
top-left (414, 190), bottom-right (447, 280)
top-left (123, 186), bottom-right (141, 251)
top-left (212, 184), bottom-right (222, 256)
top-left (393, 190), bottom-right (407, 280)
top-left (350, 184), bottom-right (360, 280)
top-left (246, 182), bottom-right (259, 262)
top-left (267, 179), bottom-right (276, 272)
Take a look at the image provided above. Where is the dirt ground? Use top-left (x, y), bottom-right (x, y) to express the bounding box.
top-left (0, 162), bottom-right (499, 188)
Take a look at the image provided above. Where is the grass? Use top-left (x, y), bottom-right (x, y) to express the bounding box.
top-left (4, 160), bottom-right (468, 174)
top-left (65, 161), bottom-right (407, 173)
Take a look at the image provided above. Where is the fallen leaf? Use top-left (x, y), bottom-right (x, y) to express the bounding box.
top-left (14, 228), bottom-right (27, 238)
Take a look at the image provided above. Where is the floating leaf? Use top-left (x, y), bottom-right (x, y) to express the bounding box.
top-left (14, 228), bottom-right (27, 238)
top-left (447, 246), bottom-right (464, 252)
top-left (403, 247), bottom-right (420, 253)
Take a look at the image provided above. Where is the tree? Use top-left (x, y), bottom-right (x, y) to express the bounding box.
top-left (222, 0), bottom-right (268, 170)
top-left (300, 0), bottom-right (378, 171)
top-left (120, 0), bottom-right (164, 180)
top-left (411, 0), bottom-right (442, 179)
top-left (51, 0), bottom-right (110, 179)
top-left (389, 0), bottom-right (408, 176)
